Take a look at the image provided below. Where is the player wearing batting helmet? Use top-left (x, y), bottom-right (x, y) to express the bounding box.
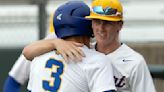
top-left (27, 1), bottom-right (116, 92)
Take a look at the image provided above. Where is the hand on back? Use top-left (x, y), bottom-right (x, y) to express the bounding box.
top-left (54, 39), bottom-right (85, 62)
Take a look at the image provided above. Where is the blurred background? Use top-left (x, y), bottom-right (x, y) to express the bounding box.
top-left (0, 0), bottom-right (164, 91)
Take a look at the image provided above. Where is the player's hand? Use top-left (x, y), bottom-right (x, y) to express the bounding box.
top-left (53, 39), bottom-right (85, 62)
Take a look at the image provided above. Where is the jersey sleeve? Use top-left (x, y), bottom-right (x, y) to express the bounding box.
top-left (27, 75), bottom-right (32, 91)
top-left (86, 57), bottom-right (116, 92)
top-left (129, 57), bottom-right (156, 92)
top-left (9, 54), bottom-right (31, 85)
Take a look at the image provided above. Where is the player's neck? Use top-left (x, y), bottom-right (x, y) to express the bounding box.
top-left (96, 40), bottom-right (121, 55)
top-left (65, 36), bottom-right (90, 47)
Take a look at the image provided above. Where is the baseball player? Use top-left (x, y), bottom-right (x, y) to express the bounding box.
top-left (3, 2), bottom-right (84, 92)
top-left (85, 0), bottom-right (156, 91)
top-left (23, 0), bottom-right (156, 92)
top-left (27, 1), bottom-right (116, 92)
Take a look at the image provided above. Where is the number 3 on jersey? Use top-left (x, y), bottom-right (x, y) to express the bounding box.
top-left (43, 58), bottom-right (64, 92)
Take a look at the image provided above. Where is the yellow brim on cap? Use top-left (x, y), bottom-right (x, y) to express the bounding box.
top-left (86, 13), bottom-right (122, 22)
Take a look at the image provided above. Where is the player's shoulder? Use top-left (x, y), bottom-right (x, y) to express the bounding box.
top-left (81, 46), bottom-right (109, 64)
top-left (82, 46), bottom-right (107, 57)
top-left (44, 32), bottom-right (57, 40)
top-left (120, 44), bottom-right (146, 66)
top-left (33, 50), bottom-right (61, 61)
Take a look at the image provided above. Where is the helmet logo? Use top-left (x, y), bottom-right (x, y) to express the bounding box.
top-left (57, 14), bottom-right (62, 20)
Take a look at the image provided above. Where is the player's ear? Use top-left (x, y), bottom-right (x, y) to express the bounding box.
top-left (119, 21), bottom-right (123, 28)
top-left (117, 21), bottom-right (123, 32)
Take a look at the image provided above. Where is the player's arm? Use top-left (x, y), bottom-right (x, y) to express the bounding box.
top-left (3, 54), bottom-right (31, 92)
top-left (130, 58), bottom-right (156, 92)
top-left (23, 39), bottom-right (56, 61)
top-left (23, 38), bottom-right (84, 61)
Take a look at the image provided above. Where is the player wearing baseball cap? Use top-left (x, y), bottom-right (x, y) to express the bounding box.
top-left (85, 0), bottom-right (156, 92)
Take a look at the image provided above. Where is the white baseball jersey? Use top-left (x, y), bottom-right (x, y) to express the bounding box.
top-left (93, 43), bottom-right (156, 92)
top-left (27, 46), bottom-right (116, 92)
top-left (8, 33), bottom-right (56, 85)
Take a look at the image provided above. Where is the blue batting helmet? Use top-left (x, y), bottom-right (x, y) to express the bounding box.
top-left (53, 1), bottom-right (93, 38)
